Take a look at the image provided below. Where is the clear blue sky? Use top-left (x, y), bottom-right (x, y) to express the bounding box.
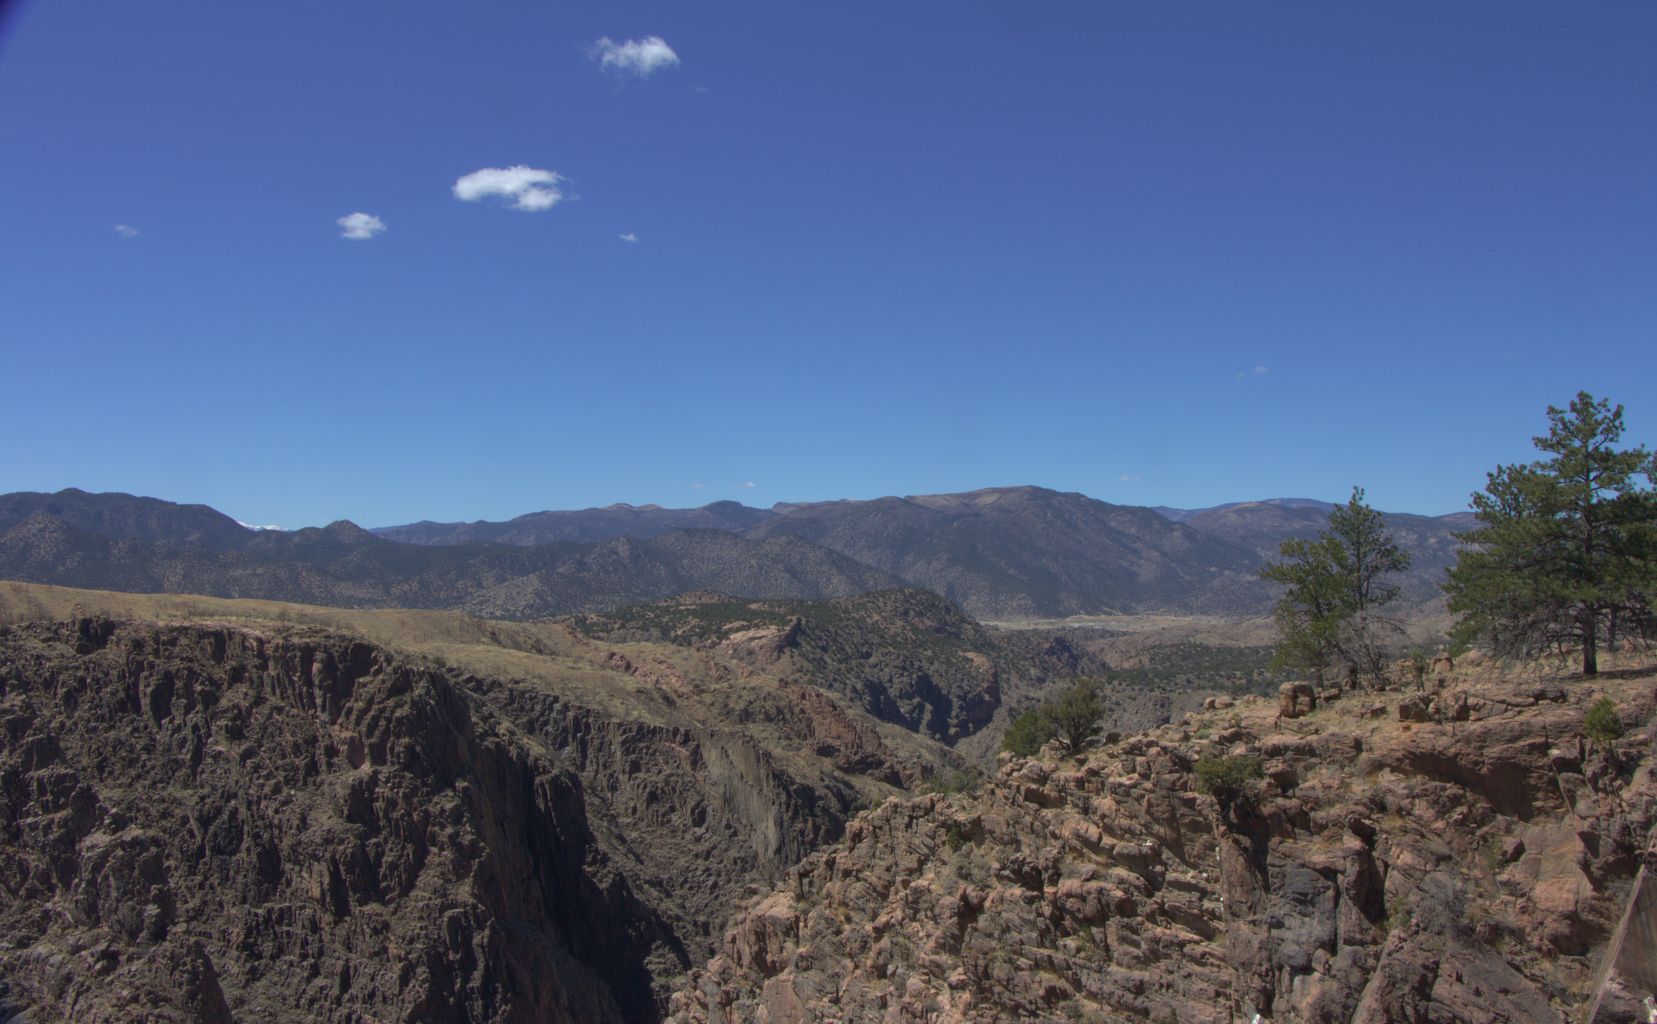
top-left (3, 1), bottom-right (1653, 528)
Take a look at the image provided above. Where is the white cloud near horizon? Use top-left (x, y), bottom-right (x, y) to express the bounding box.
top-left (590, 36), bottom-right (680, 77)
top-left (738, 481), bottom-right (757, 489)
top-left (453, 166), bottom-right (565, 212)
top-left (336, 212), bottom-right (386, 240)
top-left (619, 231), bottom-right (639, 243)
top-left (113, 224), bottom-right (139, 238)
top-left (1235, 365), bottom-right (1269, 379)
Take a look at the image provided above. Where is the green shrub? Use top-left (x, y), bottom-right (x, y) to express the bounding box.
top-left (1000, 679), bottom-right (1108, 757)
top-left (1046, 679), bottom-right (1104, 752)
top-left (924, 769), bottom-right (981, 796)
top-left (1585, 697), bottom-right (1624, 746)
top-left (1001, 709), bottom-right (1053, 757)
top-left (1193, 754), bottom-right (1264, 804)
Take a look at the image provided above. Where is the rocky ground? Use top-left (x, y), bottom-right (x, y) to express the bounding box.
top-left (672, 655), bottom-right (1657, 1023)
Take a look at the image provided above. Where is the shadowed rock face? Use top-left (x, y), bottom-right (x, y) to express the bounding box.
top-left (671, 664), bottom-right (1657, 1024)
top-left (0, 618), bottom-right (672, 1022)
top-left (0, 617), bottom-right (904, 1023)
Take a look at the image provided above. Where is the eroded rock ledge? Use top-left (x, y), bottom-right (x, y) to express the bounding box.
top-left (672, 663), bottom-right (1657, 1024)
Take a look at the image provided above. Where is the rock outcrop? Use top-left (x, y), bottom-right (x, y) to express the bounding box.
top-left (0, 617), bottom-right (677, 1021)
top-left (0, 614), bottom-right (936, 1022)
top-left (672, 662), bottom-right (1657, 1023)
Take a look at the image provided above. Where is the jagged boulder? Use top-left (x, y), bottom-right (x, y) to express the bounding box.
top-left (1279, 681), bottom-right (1317, 719)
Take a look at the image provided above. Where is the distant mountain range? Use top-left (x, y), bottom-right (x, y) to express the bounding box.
top-left (0, 487), bottom-right (1473, 619)
top-left (373, 500), bottom-right (773, 545)
top-left (0, 490), bottom-right (898, 618)
top-left (1148, 497), bottom-right (1337, 524)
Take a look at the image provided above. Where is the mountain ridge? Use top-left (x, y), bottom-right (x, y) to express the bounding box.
top-left (0, 507), bottom-right (898, 619)
top-left (372, 499), bottom-right (775, 546)
top-left (0, 486), bottom-right (1473, 620)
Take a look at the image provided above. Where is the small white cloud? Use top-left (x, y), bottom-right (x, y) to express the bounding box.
top-left (619, 232), bottom-right (639, 243)
top-left (691, 482), bottom-right (706, 489)
top-left (453, 166), bottom-right (566, 212)
top-left (738, 481), bottom-right (757, 489)
top-left (1119, 474), bottom-right (1140, 482)
top-left (113, 224), bottom-right (139, 238)
top-left (236, 520), bottom-right (286, 532)
top-left (590, 36), bottom-right (680, 77)
top-left (1235, 365), bottom-right (1269, 380)
top-left (336, 212), bottom-right (386, 240)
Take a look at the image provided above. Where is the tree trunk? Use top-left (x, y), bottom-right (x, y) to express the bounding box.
top-left (1582, 605), bottom-right (1599, 676)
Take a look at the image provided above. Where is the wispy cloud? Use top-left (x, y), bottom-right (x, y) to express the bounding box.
top-left (619, 231), bottom-right (639, 243)
top-left (336, 212), bottom-right (386, 240)
top-left (590, 36), bottom-right (680, 77)
top-left (738, 481), bottom-right (757, 489)
top-left (1119, 474), bottom-right (1140, 482)
top-left (453, 166), bottom-right (565, 212)
top-left (691, 482), bottom-right (706, 489)
top-left (113, 224), bottom-right (139, 239)
top-left (1235, 365), bottom-right (1269, 379)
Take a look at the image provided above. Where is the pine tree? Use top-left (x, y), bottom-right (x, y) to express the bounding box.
top-left (1261, 487), bottom-right (1411, 686)
top-left (1325, 487), bottom-right (1412, 681)
top-left (1446, 393), bottom-right (1656, 675)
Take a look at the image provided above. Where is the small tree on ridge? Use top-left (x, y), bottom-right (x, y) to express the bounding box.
top-left (1261, 487), bottom-right (1411, 686)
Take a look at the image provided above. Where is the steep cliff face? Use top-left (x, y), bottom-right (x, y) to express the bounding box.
top-left (0, 617), bottom-right (673, 1022)
top-left (672, 662), bottom-right (1657, 1023)
top-left (476, 677), bottom-right (862, 955)
top-left (0, 615), bottom-right (928, 1023)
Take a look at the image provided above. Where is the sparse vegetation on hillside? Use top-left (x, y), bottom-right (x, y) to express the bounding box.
top-left (1447, 392), bottom-right (1656, 676)
top-left (1097, 641), bottom-right (1288, 697)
